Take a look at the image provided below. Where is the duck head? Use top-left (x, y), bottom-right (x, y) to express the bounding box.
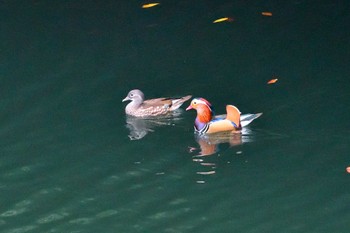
top-left (122, 89), bottom-right (145, 105)
top-left (186, 98), bottom-right (213, 130)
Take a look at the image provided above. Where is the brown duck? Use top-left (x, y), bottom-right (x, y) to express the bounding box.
top-left (122, 89), bottom-right (192, 117)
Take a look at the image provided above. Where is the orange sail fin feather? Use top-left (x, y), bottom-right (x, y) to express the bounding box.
top-left (226, 105), bottom-right (241, 128)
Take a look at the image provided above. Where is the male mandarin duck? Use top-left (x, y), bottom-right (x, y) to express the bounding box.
top-left (186, 98), bottom-right (262, 134)
top-left (122, 89), bottom-right (192, 117)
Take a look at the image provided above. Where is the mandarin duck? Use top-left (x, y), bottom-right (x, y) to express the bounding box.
top-left (186, 98), bottom-right (262, 134)
top-left (122, 89), bottom-right (192, 117)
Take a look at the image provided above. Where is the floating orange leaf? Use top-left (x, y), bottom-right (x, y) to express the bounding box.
top-left (267, 78), bottom-right (278, 84)
top-left (213, 17), bottom-right (233, 23)
top-left (262, 12), bottom-right (273, 16)
top-left (142, 3), bottom-right (160, 9)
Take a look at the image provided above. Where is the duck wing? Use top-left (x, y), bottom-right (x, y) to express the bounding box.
top-left (213, 112), bottom-right (263, 127)
top-left (143, 98), bottom-right (173, 108)
top-left (143, 95), bottom-right (192, 110)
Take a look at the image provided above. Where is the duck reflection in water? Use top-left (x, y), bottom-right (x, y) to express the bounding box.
top-left (190, 127), bottom-right (255, 156)
top-left (189, 128), bottom-right (256, 183)
top-left (125, 111), bottom-right (184, 140)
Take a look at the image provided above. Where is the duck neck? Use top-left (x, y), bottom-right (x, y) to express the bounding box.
top-left (194, 117), bottom-right (207, 131)
top-left (125, 100), bottom-right (142, 114)
top-left (194, 106), bottom-right (212, 130)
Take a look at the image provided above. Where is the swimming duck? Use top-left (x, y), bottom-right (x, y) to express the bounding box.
top-left (186, 98), bottom-right (262, 134)
top-left (122, 89), bottom-right (192, 117)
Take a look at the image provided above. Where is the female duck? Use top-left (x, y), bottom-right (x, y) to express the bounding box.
top-left (123, 89), bottom-right (192, 117)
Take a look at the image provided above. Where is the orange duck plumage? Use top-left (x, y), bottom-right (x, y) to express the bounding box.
top-left (186, 98), bottom-right (262, 134)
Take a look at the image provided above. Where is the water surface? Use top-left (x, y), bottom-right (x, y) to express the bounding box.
top-left (1, 1), bottom-right (350, 232)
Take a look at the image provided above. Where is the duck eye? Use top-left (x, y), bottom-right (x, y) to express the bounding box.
top-left (193, 101), bottom-right (197, 105)
top-left (130, 93), bottom-right (134, 97)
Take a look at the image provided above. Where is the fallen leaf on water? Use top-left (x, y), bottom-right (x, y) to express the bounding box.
top-left (142, 3), bottom-right (160, 9)
top-left (262, 12), bottom-right (273, 16)
top-left (213, 17), bottom-right (233, 23)
top-left (267, 78), bottom-right (278, 84)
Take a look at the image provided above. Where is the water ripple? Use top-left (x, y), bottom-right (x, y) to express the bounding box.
top-left (7, 225), bottom-right (37, 233)
top-left (95, 209), bottom-right (119, 218)
top-left (37, 212), bottom-right (69, 224)
top-left (1, 199), bottom-right (32, 217)
top-left (69, 217), bottom-right (94, 225)
top-left (1, 208), bottom-right (28, 217)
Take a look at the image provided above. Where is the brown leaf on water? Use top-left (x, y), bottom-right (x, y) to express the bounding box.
top-left (213, 17), bottom-right (234, 23)
top-left (267, 78), bottom-right (278, 84)
top-left (262, 12), bottom-right (273, 16)
top-left (142, 3), bottom-right (160, 9)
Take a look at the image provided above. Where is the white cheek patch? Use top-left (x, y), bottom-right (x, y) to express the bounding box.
top-left (193, 98), bottom-right (212, 110)
top-left (195, 99), bottom-right (207, 105)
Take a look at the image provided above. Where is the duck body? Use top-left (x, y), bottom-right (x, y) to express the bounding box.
top-left (186, 98), bottom-right (262, 134)
top-left (123, 89), bottom-right (192, 117)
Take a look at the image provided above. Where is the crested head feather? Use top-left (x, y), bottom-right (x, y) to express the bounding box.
top-left (191, 98), bottom-right (213, 112)
top-left (187, 97), bottom-right (214, 121)
top-left (195, 98), bottom-right (212, 107)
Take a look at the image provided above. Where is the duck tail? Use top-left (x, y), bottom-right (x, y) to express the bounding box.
top-left (170, 95), bottom-right (192, 110)
top-left (240, 113), bottom-right (263, 127)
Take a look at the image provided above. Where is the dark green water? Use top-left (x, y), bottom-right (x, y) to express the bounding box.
top-left (1, 0), bottom-right (350, 232)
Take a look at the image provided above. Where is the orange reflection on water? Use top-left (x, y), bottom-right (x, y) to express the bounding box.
top-left (194, 131), bottom-right (243, 156)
